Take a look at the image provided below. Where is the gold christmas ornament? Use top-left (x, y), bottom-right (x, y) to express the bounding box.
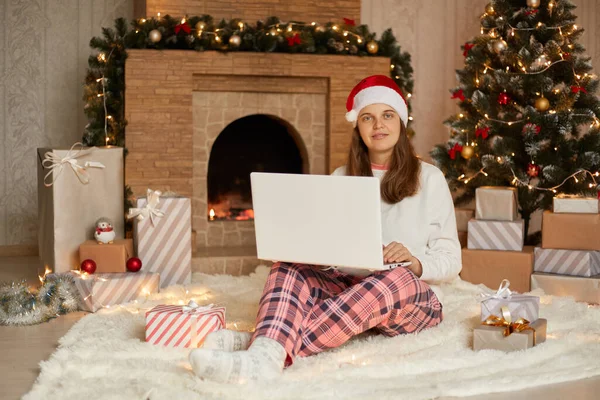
top-left (366, 41), bottom-right (379, 54)
top-left (195, 21), bottom-right (206, 31)
top-left (461, 145), bottom-right (475, 159)
top-left (485, 3), bottom-right (495, 15)
top-left (229, 34), bottom-right (241, 47)
top-left (492, 39), bottom-right (507, 53)
top-left (535, 96), bottom-right (550, 111)
top-left (526, 0), bottom-right (541, 8)
top-left (149, 29), bottom-right (162, 43)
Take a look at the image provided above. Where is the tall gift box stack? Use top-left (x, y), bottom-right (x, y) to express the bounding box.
top-left (531, 194), bottom-right (600, 304)
top-left (37, 144), bottom-right (160, 312)
top-left (461, 187), bottom-right (533, 293)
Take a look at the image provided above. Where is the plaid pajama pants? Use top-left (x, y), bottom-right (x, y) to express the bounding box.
top-left (251, 262), bottom-right (443, 366)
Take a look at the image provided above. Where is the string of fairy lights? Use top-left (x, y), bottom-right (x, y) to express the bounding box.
top-left (452, 1), bottom-right (600, 193)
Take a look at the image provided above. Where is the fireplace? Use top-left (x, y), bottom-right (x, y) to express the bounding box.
top-left (207, 114), bottom-right (307, 221)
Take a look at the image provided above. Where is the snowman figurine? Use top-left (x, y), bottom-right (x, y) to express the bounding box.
top-left (94, 217), bottom-right (116, 244)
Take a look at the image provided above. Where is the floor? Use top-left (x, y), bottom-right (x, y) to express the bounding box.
top-left (0, 256), bottom-right (598, 400)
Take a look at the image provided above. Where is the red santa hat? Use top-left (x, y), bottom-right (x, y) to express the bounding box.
top-left (345, 75), bottom-right (408, 127)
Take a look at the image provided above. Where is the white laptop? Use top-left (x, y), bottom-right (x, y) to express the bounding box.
top-left (250, 172), bottom-right (411, 275)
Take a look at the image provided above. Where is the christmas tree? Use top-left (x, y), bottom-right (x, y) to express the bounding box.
top-left (431, 0), bottom-right (600, 242)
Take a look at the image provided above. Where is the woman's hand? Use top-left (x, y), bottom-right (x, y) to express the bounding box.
top-left (383, 242), bottom-right (423, 277)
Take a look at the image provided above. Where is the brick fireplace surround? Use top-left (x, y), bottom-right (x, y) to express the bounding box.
top-left (125, 50), bottom-right (389, 275)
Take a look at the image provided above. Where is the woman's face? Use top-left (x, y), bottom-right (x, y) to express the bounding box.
top-left (356, 103), bottom-right (401, 159)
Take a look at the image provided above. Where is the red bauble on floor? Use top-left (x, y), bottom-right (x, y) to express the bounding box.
top-left (80, 259), bottom-right (97, 274)
top-left (126, 257), bottom-right (143, 272)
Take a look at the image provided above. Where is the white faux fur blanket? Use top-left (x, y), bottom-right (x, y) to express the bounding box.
top-left (24, 266), bottom-right (600, 400)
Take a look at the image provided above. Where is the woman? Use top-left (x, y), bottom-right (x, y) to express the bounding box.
top-left (190, 75), bottom-right (462, 384)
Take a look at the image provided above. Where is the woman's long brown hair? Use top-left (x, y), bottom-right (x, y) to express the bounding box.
top-left (346, 123), bottom-right (421, 204)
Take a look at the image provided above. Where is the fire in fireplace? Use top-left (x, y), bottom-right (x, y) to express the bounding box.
top-left (207, 114), bottom-right (307, 221)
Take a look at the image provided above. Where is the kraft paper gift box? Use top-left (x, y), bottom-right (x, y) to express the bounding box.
top-left (461, 247), bottom-right (534, 293)
top-left (79, 239), bottom-right (134, 273)
top-left (129, 189), bottom-right (192, 288)
top-left (467, 219), bottom-right (524, 251)
top-left (473, 318), bottom-right (547, 352)
top-left (37, 144), bottom-right (124, 273)
top-left (480, 280), bottom-right (540, 322)
top-left (475, 186), bottom-right (519, 221)
top-left (552, 194), bottom-right (599, 214)
top-left (534, 247), bottom-right (600, 277)
top-left (455, 208), bottom-right (475, 232)
top-left (531, 273), bottom-right (600, 304)
top-left (68, 271), bottom-right (159, 312)
top-left (458, 231), bottom-right (468, 248)
top-left (541, 211), bottom-right (600, 251)
top-left (145, 301), bottom-right (226, 348)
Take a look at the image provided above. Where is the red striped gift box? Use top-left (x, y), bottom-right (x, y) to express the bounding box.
top-left (145, 302), bottom-right (226, 348)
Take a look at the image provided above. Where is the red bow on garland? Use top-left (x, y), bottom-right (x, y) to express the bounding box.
top-left (175, 22), bottom-right (191, 34)
top-left (451, 89), bottom-right (466, 101)
top-left (463, 43), bottom-right (475, 57)
top-left (571, 85), bottom-right (587, 94)
top-left (476, 127), bottom-right (490, 139)
top-left (343, 18), bottom-right (356, 26)
top-left (95, 227), bottom-right (113, 234)
top-left (287, 33), bottom-right (301, 46)
top-left (525, 9), bottom-right (539, 16)
top-left (448, 143), bottom-right (463, 160)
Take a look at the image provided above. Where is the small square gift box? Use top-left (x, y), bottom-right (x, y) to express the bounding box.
top-left (473, 311), bottom-right (547, 352)
top-left (145, 301), bottom-right (226, 348)
top-left (552, 194), bottom-right (599, 214)
top-left (480, 279), bottom-right (539, 323)
top-left (475, 186), bottom-right (519, 221)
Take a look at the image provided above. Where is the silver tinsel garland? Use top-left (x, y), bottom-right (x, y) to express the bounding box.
top-left (0, 274), bottom-right (80, 325)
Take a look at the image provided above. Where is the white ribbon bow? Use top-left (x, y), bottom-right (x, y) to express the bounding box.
top-left (481, 279), bottom-right (512, 301)
top-left (127, 189), bottom-right (165, 226)
top-left (42, 142), bottom-right (105, 187)
top-left (182, 300), bottom-right (214, 313)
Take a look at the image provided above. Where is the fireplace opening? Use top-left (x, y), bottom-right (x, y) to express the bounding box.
top-left (207, 114), bottom-right (308, 221)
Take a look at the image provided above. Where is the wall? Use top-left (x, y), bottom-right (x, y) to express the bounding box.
top-left (0, 0), bottom-right (133, 248)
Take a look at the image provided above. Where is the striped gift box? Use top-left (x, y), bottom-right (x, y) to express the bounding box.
top-left (68, 271), bottom-right (160, 312)
top-left (481, 294), bottom-right (539, 323)
top-left (467, 219), bottom-right (524, 251)
top-left (145, 303), bottom-right (226, 348)
top-left (135, 196), bottom-right (192, 288)
top-left (534, 247), bottom-right (600, 277)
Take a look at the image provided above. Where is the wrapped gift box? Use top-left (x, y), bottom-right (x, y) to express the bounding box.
top-left (132, 191), bottom-right (192, 288)
top-left (68, 271), bottom-right (159, 312)
top-left (531, 273), bottom-right (600, 304)
top-left (473, 318), bottom-right (547, 351)
top-left (475, 186), bottom-right (519, 221)
top-left (467, 219), bottom-right (524, 251)
top-left (79, 239), bottom-right (134, 273)
top-left (553, 195), bottom-right (599, 214)
top-left (480, 292), bottom-right (540, 323)
top-left (461, 247), bottom-right (534, 293)
top-left (455, 208), bottom-right (475, 232)
top-left (37, 145), bottom-right (124, 273)
top-left (542, 211), bottom-right (600, 251)
top-left (534, 247), bottom-right (600, 277)
top-left (145, 302), bottom-right (225, 348)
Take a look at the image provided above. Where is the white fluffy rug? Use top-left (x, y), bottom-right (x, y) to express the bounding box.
top-left (24, 266), bottom-right (600, 400)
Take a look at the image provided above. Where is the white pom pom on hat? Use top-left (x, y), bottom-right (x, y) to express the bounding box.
top-left (345, 75), bottom-right (408, 126)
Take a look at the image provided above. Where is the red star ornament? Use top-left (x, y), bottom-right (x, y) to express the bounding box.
top-left (527, 163), bottom-right (541, 177)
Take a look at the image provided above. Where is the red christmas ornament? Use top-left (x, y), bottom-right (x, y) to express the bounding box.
top-left (463, 42), bottom-right (475, 57)
top-left (571, 85), bottom-right (587, 94)
top-left (126, 257), bottom-right (143, 272)
top-left (451, 89), bottom-right (466, 101)
top-left (476, 126), bottom-right (490, 139)
top-left (498, 92), bottom-right (511, 105)
top-left (527, 163), bottom-right (541, 177)
top-left (80, 259), bottom-right (97, 274)
top-left (448, 143), bottom-right (463, 160)
top-left (286, 33), bottom-right (301, 46)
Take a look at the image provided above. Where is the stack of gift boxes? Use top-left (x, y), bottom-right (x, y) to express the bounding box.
top-left (531, 195), bottom-right (600, 304)
top-left (473, 280), bottom-right (547, 351)
top-left (460, 187), bottom-right (534, 293)
top-left (37, 145), bottom-right (192, 312)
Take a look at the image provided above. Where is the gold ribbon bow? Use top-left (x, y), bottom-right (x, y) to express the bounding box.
top-left (127, 189), bottom-right (165, 226)
top-left (482, 306), bottom-right (538, 345)
top-left (42, 142), bottom-right (105, 187)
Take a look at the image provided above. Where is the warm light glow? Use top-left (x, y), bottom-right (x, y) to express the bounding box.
top-left (390, 64), bottom-right (395, 70)
top-left (311, 22), bottom-right (317, 26)
top-left (343, 31), bottom-right (348, 36)
top-left (140, 18), bottom-right (146, 23)
top-left (574, 177), bottom-right (579, 183)
top-left (511, 153), bottom-right (515, 156)
top-left (408, 116), bottom-right (414, 121)
top-left (458, 174), bottom-right (465, 179)
top-left (537, 22), bottom-right (543, 28)
top-left (407, 93), bottom-right (412, 98)
top-left (573, 25), bottom-right (578, 30)
top-left (332, 25), bottom-right (339, 31)
top-left (459, 113), bottom-right (464, 118)
top-left (589, 183), bottom-right (594, 188)
top-left (239, 22), bottom-right (244, 29)
top-left (287, 25), bottom-right (293, 32)
top-left (357, 38), bottom-right (362, 43)
top-left (157, 12), bottom-right (161, 17)
top-left (209, 209), bottom-right (215, 220)
top-left (181, 18), bottom-right (186, 24)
